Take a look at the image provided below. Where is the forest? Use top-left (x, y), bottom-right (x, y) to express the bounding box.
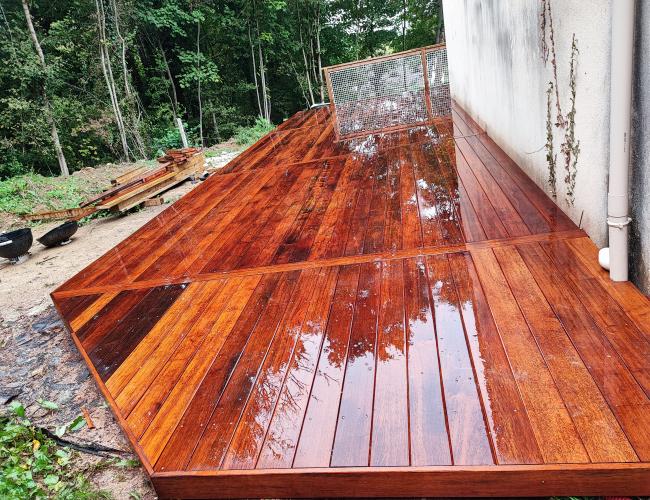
top-left (0, 0), bottom-right (444, 178)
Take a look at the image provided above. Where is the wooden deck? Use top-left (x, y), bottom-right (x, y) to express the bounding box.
top-left (52, 104), bottom-right (650, 498)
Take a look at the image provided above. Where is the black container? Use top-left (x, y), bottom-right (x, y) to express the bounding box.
top-left (38, 221), bottom-right (78, 248)
top-left (0, 228), bottom-right (33, 260)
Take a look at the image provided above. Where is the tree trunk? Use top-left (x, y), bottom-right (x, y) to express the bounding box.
top-left (315, 4), bottom-right (325, 102)
top-left (298, 10), bottom-right (315, 106)
top-left (159, 43), bottom-right (178, 122)
top-left (196, 21), bottom-right (203, 147)
top-left (212, 112), bottom-right (220, 142)
top-left (21, 0), bottom-right (69, 176)
top-left (248, 24), bottom-right (263, 118)
top-left (96, 0), bottom-right (130, 161)
top-left (109, 0), bottom-right (146, 158)
top-left (254, 8), bottom-right (270, 121)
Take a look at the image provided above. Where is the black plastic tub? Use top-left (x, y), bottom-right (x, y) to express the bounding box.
top-left (0, 228), bottom-right (33, 260)
top-left (38, 221), bottom-right (78, 248)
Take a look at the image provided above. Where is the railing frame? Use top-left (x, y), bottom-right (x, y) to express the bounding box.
top-left (323, 44), bottom-right (448, 140)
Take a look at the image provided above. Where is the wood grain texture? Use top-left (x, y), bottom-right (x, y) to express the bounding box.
top-left (51, 104), bottom-right (650, 499)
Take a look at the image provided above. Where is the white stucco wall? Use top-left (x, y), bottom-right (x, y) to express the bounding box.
top-left (442, 0), bottom-right (612, 247)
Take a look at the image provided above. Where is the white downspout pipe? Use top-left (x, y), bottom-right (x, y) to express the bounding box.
top-left (606, 0), bottom-right (635, 281)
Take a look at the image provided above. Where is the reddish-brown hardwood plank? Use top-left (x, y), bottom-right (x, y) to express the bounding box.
top-left (447, 252), bottom-right (543, 465)
top-left (494, 245), bottom-right (637, 463)
top-left (399, 149), bottom-right (424, 249)
top-left (51, 103), bottom-right (650, 499)
top-left (128, 277), bottom-right (255, 440)
top-left (154, 273), bottom-right (283, 471)
top-left (452, 105), bottom-right (576, 232)
top-left (138, 276), bottom-right (260, 464)
top-left (455, 137), bottom-right (530, 238)
top-left (454, 145), bottom-right (509, 241)
top-left (362, 155), bottom-right (389, 255)
top-left (370, 259), bottom-right (409, 466)
top-left (293, 264), bottom-right (361, 468)
top-left (567, 237), bottom-right (650, 340)
top-left (237, 164), bottom-right (325, 268)
top-left (308, 157), bottom-right (363, 260)
top-left (454, 121), bottom-right (550, 235)
top-left (517, 242), bottom-right (650, 460)
top-left (540, 240), bottom-right (650, 395)
top-left (470, 247), bottom-right (590, 463)
top-left (425, 254), bottom-right (493, 465)
top-left (414, 144), bottom-right (464, 245)
top-left (256, 267), bottom-right (340, 468)
top-left (199, 164), bottom-right (309, 273)
top-left (331, 261), bottom-right (382, 467)
top-left (403, 257), bottom-right (451, 466)
top-left (115, 279), bottom-right (231, 418)
top-left (68, 292), bottom-right (118, 332)
top-left (343, 156), bottom-right (379, 256)
top-left (272, 160), bottom-right (346, 264)
top-left (222, 269), bottom-right (322, 470)
top-left (382, 149), bottom-right (404, 252)
top-left (76, 288), bottom-right (150, 351)
top-left (106, 281), bottom-right (221, 398)
top-left (56, 294), bottom-right (101, 324)
top-left (188, 271), bottom-right (301, 470)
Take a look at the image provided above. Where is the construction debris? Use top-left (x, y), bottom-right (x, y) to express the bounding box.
top-left (24, 148), bottom-right (204, 222)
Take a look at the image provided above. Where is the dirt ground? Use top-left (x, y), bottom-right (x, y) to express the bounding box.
top-left (0, 150), bottom-right (239, 499)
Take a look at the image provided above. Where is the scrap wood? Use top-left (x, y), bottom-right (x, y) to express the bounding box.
top-left (80, 165), bottom-right (168, 208)
top-left (143, 196), bottom-right (164, 207)
top-left (114, 176), bottom-right (180, 212)
top-left (25, 148), bottom-right (204, 220)
top-left (23, 206), bottom-right (97, 222)
top-left (114, 162), bottom-right (204, 212)
top-left (111, 165), bottom-right (150, 185)
top-left (81, 407), bottom-right (95, 429)
top-left (96, 171), bottom-right (178, 209)
top-left (157, 147), bottom-right (201, 163)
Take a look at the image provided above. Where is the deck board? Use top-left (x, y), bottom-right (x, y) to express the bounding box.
top-left (52, 103), bottom-right (650, 498)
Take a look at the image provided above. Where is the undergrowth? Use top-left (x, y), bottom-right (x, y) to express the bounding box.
top-left (0, 174), bottom-right (86, 216)
top-left (233, 117), bottom-right (275, 146)
top-left (0, 403), bottom-right (110, 499)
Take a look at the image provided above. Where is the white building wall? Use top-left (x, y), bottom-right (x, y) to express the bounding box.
top-left (442, 0), bottom-right (612, 247)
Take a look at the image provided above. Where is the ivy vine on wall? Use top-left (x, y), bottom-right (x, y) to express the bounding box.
top-left (539, 0), bottom-right (580, 205)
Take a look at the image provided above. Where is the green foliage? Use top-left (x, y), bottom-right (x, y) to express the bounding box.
top-left (0, 173), bottom-right (85, 215)
top-left (0, 0), bottom-right (443, 177)
top-left (0, 406), bottom-right (110, 499)
top-left (234, 117), bottom-right (275, 146)
top-left (152, 127), bottom-right (183, 155)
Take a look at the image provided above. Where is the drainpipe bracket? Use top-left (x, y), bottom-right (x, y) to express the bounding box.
top-left (606, 217), bottom-right (632, 230)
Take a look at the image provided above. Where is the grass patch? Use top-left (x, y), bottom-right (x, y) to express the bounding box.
top-left (1, 403), bottom-right (110, 499)
top-left (0, 174), bottom-right (87, 216)
top-left (233, 117), bottom-right (275, 146)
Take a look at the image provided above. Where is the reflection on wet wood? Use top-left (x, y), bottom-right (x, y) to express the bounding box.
top-left (52, 103), bottom-right (650, 498)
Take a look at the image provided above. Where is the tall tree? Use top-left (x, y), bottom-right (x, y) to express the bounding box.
top-left (21, 0), bottom-right (69, 176)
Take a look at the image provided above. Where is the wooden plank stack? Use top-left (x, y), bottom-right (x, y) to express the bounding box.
top-left (24, 148), bottom-right (205, 222)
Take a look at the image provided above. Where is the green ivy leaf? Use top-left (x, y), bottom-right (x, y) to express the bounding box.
top-left (9, 401), bottom-right (25, 418)
top-left (43, 474), bottom-right (59, 486)
top-left (67, 416), bottom-right (86, 432)
top-left (37, 399), bottom-right (59, 411)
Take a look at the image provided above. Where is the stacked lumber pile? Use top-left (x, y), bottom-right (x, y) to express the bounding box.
top-left (24, 148), bottom-right (204, 222)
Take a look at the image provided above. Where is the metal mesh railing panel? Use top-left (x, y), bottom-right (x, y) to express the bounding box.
top-left (425, 47), bottom-right (451, 117)
top-left (326, 46), bottom-right (451, 138)
top-left (328, 53), bottom-right (428, 136)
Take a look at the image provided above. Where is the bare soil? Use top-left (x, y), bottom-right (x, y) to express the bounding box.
top-left (0, 150), bottom-right (239, 499)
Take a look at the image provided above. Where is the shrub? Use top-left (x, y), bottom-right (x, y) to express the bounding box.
top-left (233, 118), bottom-right (275, 146)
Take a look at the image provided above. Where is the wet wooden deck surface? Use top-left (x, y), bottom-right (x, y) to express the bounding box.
top-left (52, 104), bottom-right (650, 498)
